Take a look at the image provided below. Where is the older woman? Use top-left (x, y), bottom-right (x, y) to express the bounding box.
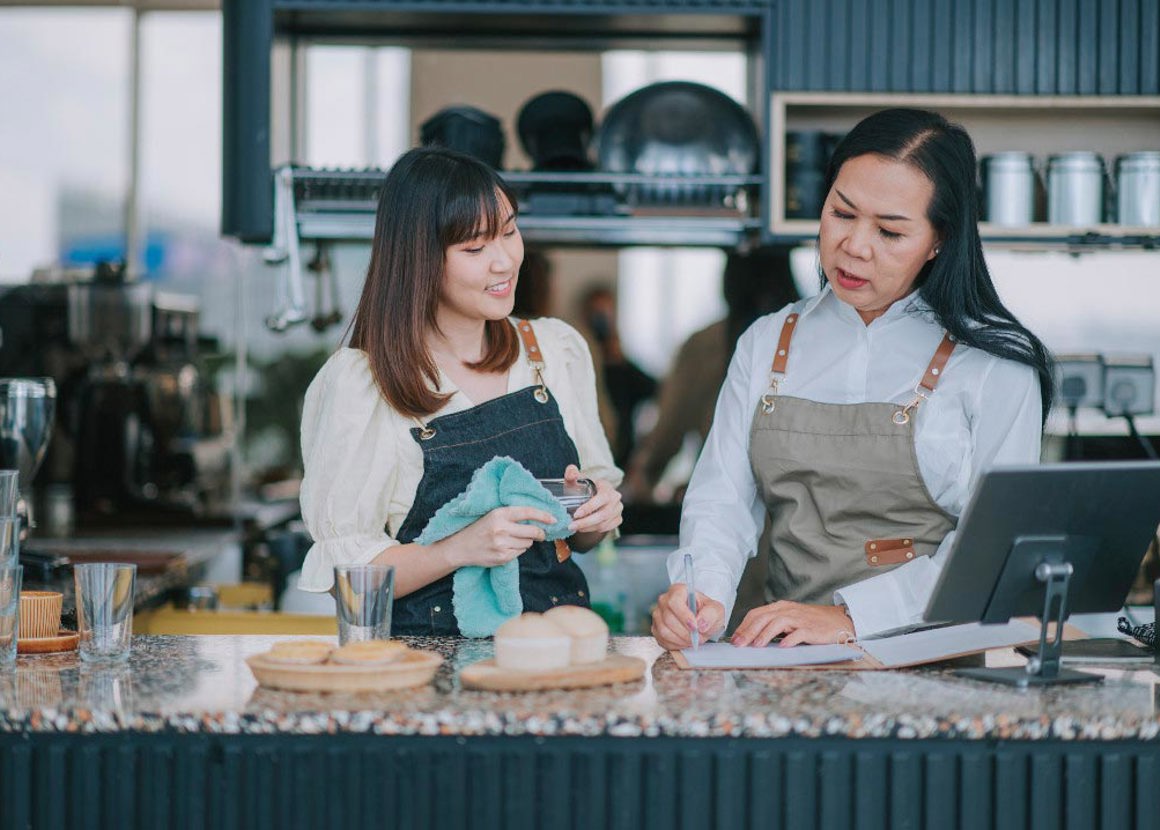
top-left (299, 147), bottom-right (622, 635)
top-left (652, 108), bottom-right (1052, 649)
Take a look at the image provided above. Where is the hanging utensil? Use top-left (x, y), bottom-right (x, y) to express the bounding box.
top-left (309, 243), bottom-right (343, 333)
top-left (263, 165), bottom-right (307, 333)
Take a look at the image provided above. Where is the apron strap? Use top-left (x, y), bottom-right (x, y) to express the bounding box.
top-left (760, 312), bottom-right (799, 413)
top-left (770, 312), bottom-right (799, 376)
top-left (893, 333), bottom-right (956, 425)
top-left (515, 319), bottom-right (550, 403)
top-left (918, 333), bottom-right (956, 394)
top-left (412, 319), bottom-right (555, 438)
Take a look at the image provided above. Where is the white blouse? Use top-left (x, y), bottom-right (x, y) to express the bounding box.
top-left (299, 317), bottom-right (623, 592)
top-left (666, 285), bottom-right (1043, 638)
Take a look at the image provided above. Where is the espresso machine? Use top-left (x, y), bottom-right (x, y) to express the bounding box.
top-left (0, 264), bottom-right (230, 526)
top-left (0, 378), bottom-right (56, 533)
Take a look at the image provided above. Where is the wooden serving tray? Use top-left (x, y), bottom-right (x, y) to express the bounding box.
top-left (18, 630), bottom-right (79, 655)
top-left (460, 654), bottom-right (646, 691)
top-left (246, 649), bottom-right (442, 693)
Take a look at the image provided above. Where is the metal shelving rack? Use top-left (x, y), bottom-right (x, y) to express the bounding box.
top-left (223, 0), bottom-right (774, 249)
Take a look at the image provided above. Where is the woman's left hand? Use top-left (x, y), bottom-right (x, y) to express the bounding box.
top-left (731, 601), bottom-right (855, 648)
top-left (565, 464), bottom-right (623, 535)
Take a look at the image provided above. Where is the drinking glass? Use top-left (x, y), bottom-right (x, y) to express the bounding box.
top-left (333, 564), bottom-right (395, 645)
top-left (0, 470), bottom-right (18, 518)
top-left (0, 517), bottom-right (18, 567)
top-left (0, 564), bottom-right (22, 665)
top-left (75, 563), bottom-right (137, 663)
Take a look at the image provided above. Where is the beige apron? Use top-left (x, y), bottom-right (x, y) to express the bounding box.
top-left (731, 312), bottom-right (958, 628)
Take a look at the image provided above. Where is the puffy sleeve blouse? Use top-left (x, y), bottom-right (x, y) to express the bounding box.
top-left (298, 317), bottom-right (623, 592)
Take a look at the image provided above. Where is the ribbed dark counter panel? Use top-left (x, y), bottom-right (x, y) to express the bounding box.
top-left (3, 734), bottom-right (1160, 830)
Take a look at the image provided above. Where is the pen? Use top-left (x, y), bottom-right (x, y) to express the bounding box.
top-left (684, 553), bottom-right (699, 650)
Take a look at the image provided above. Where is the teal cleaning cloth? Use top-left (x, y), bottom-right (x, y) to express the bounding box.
top-left (415, 456), bottom-right (572, 638)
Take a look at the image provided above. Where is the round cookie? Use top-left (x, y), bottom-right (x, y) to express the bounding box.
top-left (330, 640), bottom-right (409, 666)
top-left (543, 605), bottom-right (610, 664)
top-left (493, 613), bottom-right (571, 672)
top-left (265, 640), bottom-right (334, 665)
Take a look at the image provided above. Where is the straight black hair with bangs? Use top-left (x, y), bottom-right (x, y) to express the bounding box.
top-left (348, 146), bottom-right (521, 419)
top-left (822, 108), bottom-right (1055, 419)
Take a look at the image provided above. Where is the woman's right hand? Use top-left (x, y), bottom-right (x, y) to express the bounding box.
top-left (651, 584), bottom-right (726, 650)
top-left (434, 506), bottom-right (557, 569)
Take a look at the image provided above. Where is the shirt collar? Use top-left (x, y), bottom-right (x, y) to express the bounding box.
top-left (800, 282), bottom-right (932, 327)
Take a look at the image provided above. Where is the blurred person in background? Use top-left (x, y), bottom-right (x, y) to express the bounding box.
top-left (581, 285), bottom-right (657, 468)
top-left (627, 246), bottom-right (801, 503)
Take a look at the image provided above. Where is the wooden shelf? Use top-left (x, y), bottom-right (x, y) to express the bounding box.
top-left (768, 92), bottom-right (1160, 248)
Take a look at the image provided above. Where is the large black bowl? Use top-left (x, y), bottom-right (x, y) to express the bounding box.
top-left (595, 81), bottom-right (759, 206)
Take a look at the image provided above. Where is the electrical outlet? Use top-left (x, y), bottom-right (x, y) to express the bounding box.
top-left (1054, 354), bottom-right (1105, 410)
top-left (1103, 356), bottom-right (1156, 416)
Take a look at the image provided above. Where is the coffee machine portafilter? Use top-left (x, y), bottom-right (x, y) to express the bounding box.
top-left (0, 378), bottom-right (57, 530)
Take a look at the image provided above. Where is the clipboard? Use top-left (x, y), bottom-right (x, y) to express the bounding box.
top-left (670, 619), bottom-right (1072, 671)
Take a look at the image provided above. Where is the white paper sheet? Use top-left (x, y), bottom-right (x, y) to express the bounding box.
top-left (857, 620), bottom-right (1040, 668)
top-left (680, 643), bottom-right (863, 668)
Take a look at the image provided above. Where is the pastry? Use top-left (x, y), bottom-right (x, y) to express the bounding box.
top-left (543, 605), bottom-right (609, 664)
top-left (330, 640), bottom-right (409, 666)
top-left (493, 613), bottom-right (571, 672)
top-left (264, 640), bottom-right (334, 665)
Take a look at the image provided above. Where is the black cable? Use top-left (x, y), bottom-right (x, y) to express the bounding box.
top-left (1067, 405), bottom-right (1082, 461)
top-left (1123, 413), bottom-right (1159, 461)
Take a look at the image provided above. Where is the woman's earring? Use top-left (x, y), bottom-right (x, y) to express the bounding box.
top-left (933, 246), bottom-right (941, 256)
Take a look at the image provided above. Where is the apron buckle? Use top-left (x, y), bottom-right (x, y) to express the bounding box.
top-left (761, 393), bottom-right (776, 414)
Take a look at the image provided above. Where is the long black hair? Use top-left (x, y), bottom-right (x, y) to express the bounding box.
top-left (822, 108), bottom-right (1054, 418)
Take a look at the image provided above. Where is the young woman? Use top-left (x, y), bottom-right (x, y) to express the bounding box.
top-left (298, 147), bottom-right (623, 635)
top-left (652, 108), bottom-right (1053, 649)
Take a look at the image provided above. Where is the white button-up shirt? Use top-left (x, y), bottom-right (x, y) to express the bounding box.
top-left (666, 285), bottom-right (1043, 637)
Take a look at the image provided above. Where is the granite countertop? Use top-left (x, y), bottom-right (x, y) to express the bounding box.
top-left (1, 635), bottom-right (1158, 741)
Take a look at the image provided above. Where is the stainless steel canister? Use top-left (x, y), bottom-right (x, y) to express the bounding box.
top-left (981, 152), bottom-right (1036, 226)
top-left (1116, 151), bottom-right (1160, 227)
top-left (1047, 152), bottom-right (1105, 226)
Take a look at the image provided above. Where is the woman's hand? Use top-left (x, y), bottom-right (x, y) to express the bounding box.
top-left (565, 464), bottom-right (623, 536)
top-left (731, 601), bottom-right (855, 648)
top-left (651, 584), bottom-right (726, 650)
top-left (434, 506), bottom-right (556, 569)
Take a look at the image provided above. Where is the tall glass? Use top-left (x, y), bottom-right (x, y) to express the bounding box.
top-left (0, 564), bottom-right (22, 665)
top-left (0, 470), bottom-right (18, 518)
top-left (0, 517), bottom-right (18, 568)
top-left (333, 564), bottom-right (395, 645)
top-left (75, 563), bottom-right (137, 663)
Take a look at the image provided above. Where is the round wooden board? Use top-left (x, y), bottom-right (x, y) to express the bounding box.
top-left (460, 653), bottom-right (646, 691)
top-left (246, 649), bottom-right (442, 693)
top-left (18, 630), bottom-right (79, 655)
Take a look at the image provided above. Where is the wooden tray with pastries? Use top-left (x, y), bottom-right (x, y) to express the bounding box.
top-left (460, 653), bottom-right (645, 691)
top-left (246, 639), bottom-right (442, 693)
top-left (459, 607), bottom-right (646, 692)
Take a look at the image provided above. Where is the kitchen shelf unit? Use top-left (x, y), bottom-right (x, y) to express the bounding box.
top-left (225, 0), bottom-right (774, 249)
top-left (768, 91), bottom-right (1160, 250)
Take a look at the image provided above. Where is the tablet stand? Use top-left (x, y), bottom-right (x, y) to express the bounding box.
top-left (956, 536), bottom-right (1102, 687)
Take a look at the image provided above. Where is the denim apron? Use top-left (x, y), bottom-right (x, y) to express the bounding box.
top-left (391, 319), bottom-right (590, 636)
top-left (741, 311), bottom-right (958, 612)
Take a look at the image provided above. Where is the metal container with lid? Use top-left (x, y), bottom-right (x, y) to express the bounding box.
top-left (1046, 152), bottom-right (1105, 226)
top-left (1116, 151), bottom-right (1160, 227)
top-left (981, 152), bottom-right (1036, 226)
